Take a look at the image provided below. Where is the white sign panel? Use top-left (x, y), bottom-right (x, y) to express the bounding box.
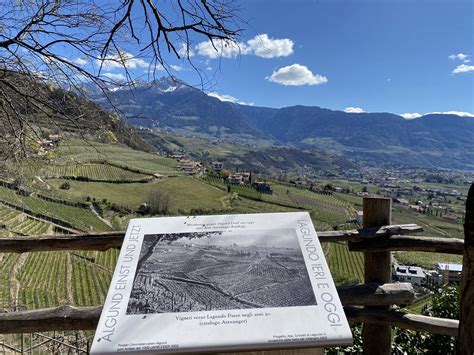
top-left (91, 212), bottom-right (352, 353)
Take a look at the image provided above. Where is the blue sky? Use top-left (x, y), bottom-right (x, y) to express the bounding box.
top-left (75, 0), bottom-right (473, 117)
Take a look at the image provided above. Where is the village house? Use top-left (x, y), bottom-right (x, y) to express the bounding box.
top-left (48, 134), bottom-right (60, 144)
top-left (241, 172), bottom-right (251, 183)
top-left (211, 161), bottom-right (224, 172)
top-left (392, 265), bottom-right (426, 286)
top-left (437, 263), bottom-right (462, 284)
top-left (227, 174), bottom-right (243, 185)
top-left (179, 159), bottom-right (201, 175)
top-left (409, 204), bottom-right (425, 213)
top-left (394, 198), bottom-right (409, 205)
top-left (292, 179), bottom-right (307, 187)
top-left (37, 139), bottom-right (54, 151)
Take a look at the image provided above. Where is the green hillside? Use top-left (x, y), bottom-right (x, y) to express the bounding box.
top-left (0, 137), bottom-right (465, 323)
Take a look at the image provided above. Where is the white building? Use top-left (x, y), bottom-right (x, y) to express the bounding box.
top-left (437, 263), bottom-right (462, 284)
top-left (392, 265), bottom-right (426, 286)
top-left (227, 174), bottom-right (243, 185)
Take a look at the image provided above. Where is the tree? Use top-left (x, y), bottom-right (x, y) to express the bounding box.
top-left (392, 285), bottom-right (459, 354)
top-left (146, 186), bottom-right (172, 214)
top-left (0, 0), bottom-right (242, 160)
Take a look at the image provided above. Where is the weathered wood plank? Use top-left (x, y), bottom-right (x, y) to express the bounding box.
top-left (457, 183), bottom-right (474, 354)
top-left (0, 283), bottom-right (414, 334)
top-left (0, 224), bottom-right (423, 253)
top-left (360, 197), bottom-right (392, 355)
top-left (0, 232), bottom-right (124, 252)
top-left (338, 282), bottom-right (414, 306)
top-left (348, 235), bottom-right (464, 255)
top-left (0, 302), bottom-right (458, 337)
top-left (0, 305), bottom-right (101, 333)
top-left (344, 307), bottom-right (458, 337)
top-left (318, 223), bottom-right (422, 242)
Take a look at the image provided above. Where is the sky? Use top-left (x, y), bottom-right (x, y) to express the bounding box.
top-left (70, 0), bottom-right (473, 117)
top-left (175, 229), bottom-right (300, 249)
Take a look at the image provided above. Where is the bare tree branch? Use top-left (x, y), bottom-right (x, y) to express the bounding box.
top-left (0, 0), bottom-right (243, 162)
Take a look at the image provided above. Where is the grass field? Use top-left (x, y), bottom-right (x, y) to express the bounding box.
top-left (48, 176), bottom-right (229, 212)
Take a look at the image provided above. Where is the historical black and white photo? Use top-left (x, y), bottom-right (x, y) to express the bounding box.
top-left (126, 229), bottom-right (317, 314)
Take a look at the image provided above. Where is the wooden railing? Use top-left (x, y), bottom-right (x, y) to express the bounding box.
top-left (0, 189), bottom-right (473, 354)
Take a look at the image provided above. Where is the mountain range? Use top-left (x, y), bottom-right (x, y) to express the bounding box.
top-left (92, 77), bottom-right (474, 170)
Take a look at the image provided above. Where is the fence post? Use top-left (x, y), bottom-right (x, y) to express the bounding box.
top-left (457, 183), bottom-right (474, 354)
top-left (361, 197), bottom-right (392, 355)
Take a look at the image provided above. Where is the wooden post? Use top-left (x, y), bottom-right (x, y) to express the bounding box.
top-left (361, 197), bottom-right (392, 355)
top-left (457, 183), bottom-right (474, 354)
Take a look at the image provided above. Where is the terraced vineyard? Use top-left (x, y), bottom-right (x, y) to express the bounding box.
top-left (225, 181), bottom-right (354, 228)
top-left (0, 205), bottom-right (22, 224)
top-left (0, 253), bottom-right (20, 307)
top-left (55, 140), bottom-right (181, 176)
top-left (10, 218), bottom-right (52, 236)
top-left (327, 242), bottom-right (364, 284)
top-left (0, 187), bottom-right (111, 231)
top-left (2, 250), bottom-right (116, 311)
top-left (43, 163), bottom-right (150, 181)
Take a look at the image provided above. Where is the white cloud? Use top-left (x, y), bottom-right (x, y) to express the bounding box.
top-left (429, 111), bottom-right (474, 117)
top-left (266, 64), bottom-right (328, 86)
top-left (246, 34), bottom-right (294, 58)
top-left (148, 63), bottom-right (165, 73)
top-left (207, 92), bottom-right (253, 106)
top-left (170, 64), bottom-right (184, 72)
top-left (452, 64), bottom-right (474, 74)
top-left (194, 34), bottom-right (294, 59)
top-left (449, 53), bottom-right (470, 63)
top-left (73, 57), bottom-right (88, 66)
top-left (178, 42), bottom-right (195, 58)
top-left (97, 51), bottom-right (149, 70)
top-left (102, 72), bottom-right (126, 81)
top-left (195, 39), bottom-right (245, 59)
top-left (400, 111), bottom-right (474, 119)
top-left (400, 112), bottom-right (422, 119)
top-left (344, 107), bottom-right (365, 113)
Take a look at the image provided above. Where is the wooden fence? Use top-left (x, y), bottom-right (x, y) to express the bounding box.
top-left (0, 188), bottom-right (473, 354)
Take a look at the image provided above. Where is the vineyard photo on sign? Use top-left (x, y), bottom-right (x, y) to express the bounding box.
top-left (127, 229), bottom-right (317, 315)
top-left (91, 213), bottom-right (352, 354)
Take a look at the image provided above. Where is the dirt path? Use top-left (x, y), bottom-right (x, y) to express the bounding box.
top-left (89, 203), bottom-right (113, 228)
top-left (9, 253), bottom-right (29, 310)
top-left (66, 252), bottom-right (74, 304)
top-left (35, 176), bottom-right (52, 190)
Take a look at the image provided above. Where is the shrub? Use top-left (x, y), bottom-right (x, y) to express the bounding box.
top-left (59, 182), bottom-right (71, 190)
